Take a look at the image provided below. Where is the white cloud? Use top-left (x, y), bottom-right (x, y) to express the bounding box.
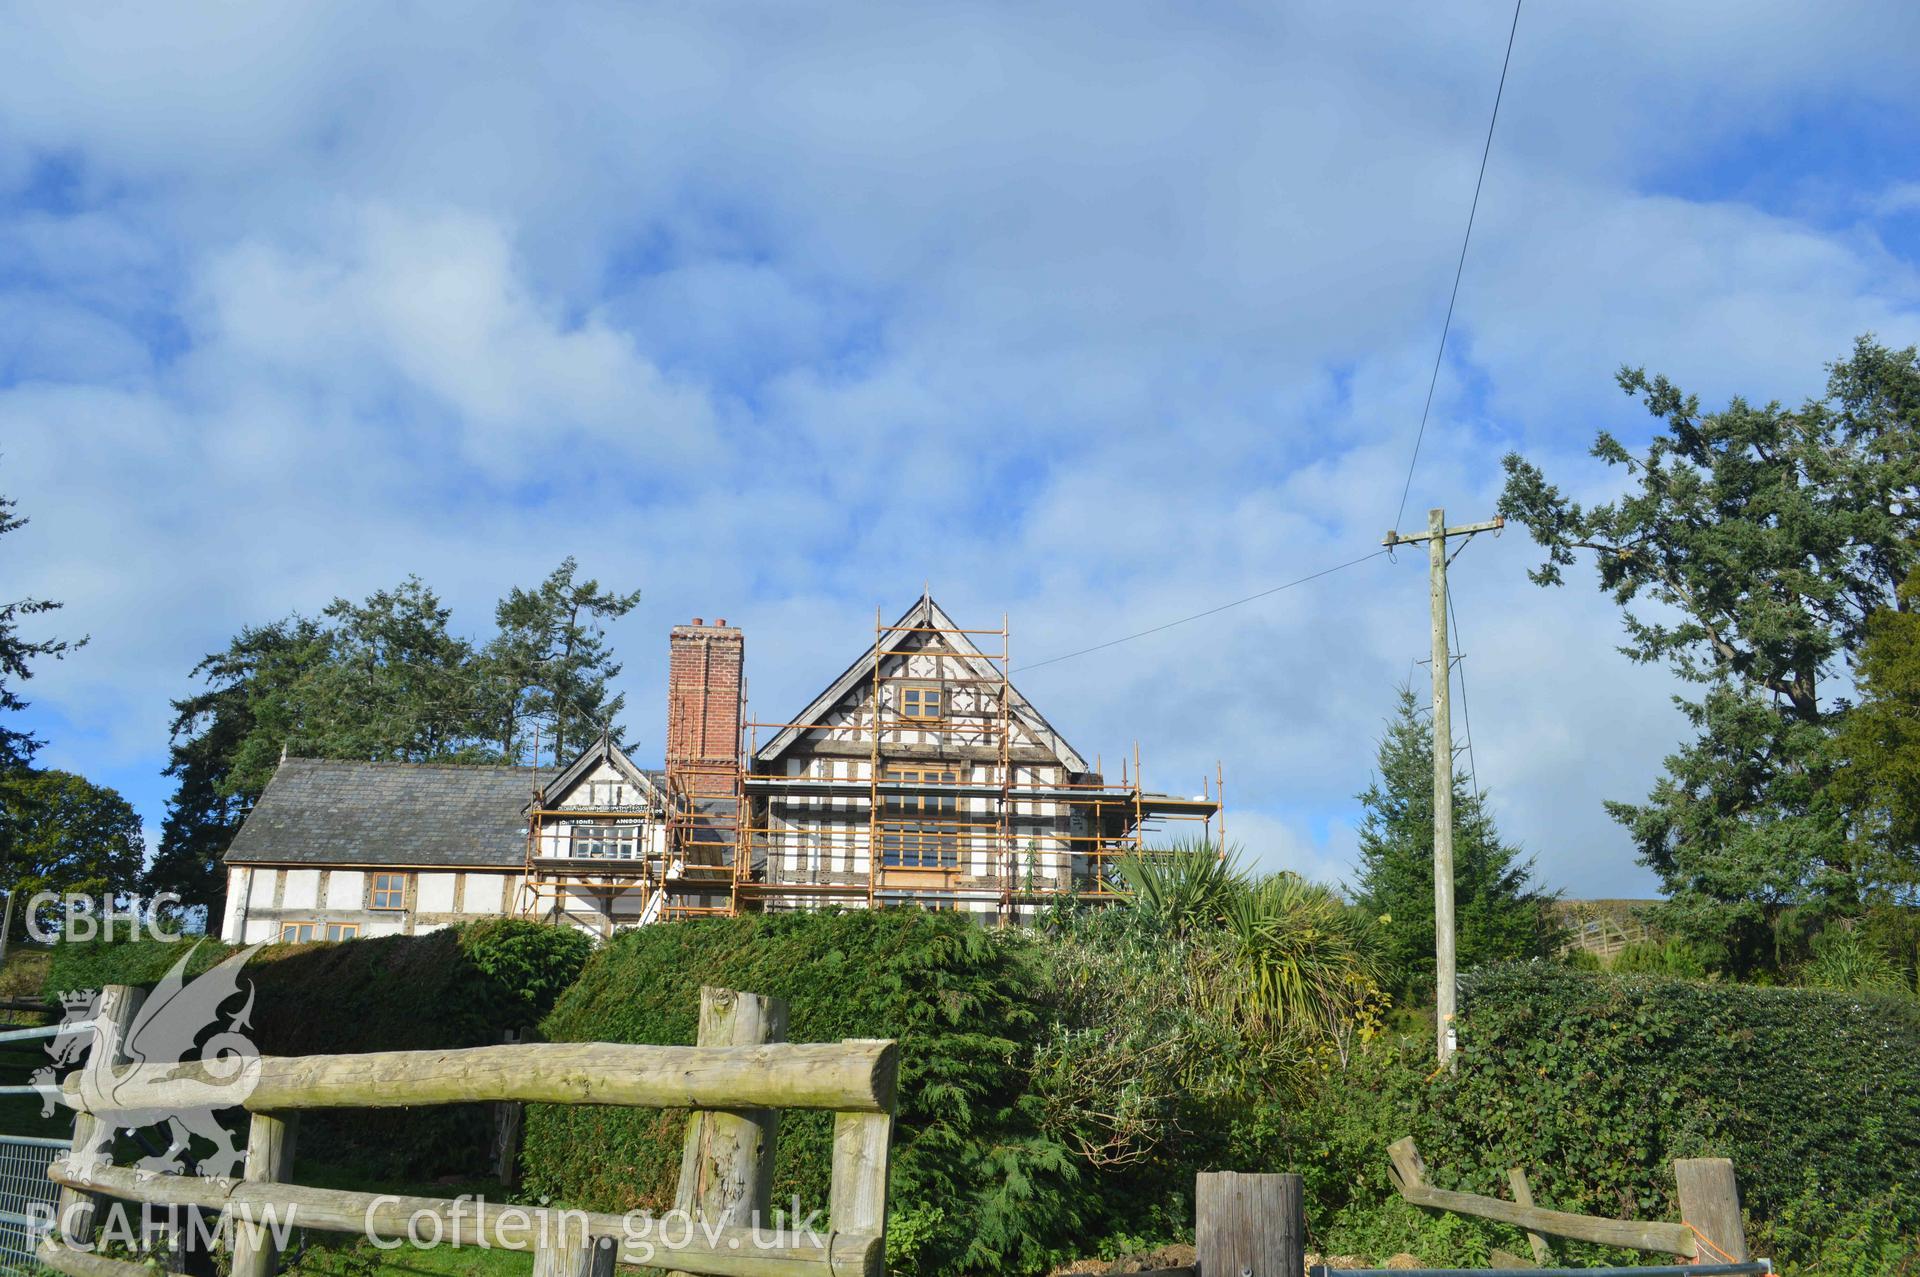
top-left (0, 1), bottom-right (1916, 901)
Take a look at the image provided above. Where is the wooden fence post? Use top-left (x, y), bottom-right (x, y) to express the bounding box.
top-left (827, 1089), bottom-right (892, 1255)
top-left (492, 1028), bottom-right (526, 1185)
top-left (530, 1232), bottom-right (614, 1277)
top-left (1506, 1167), bottom-right (1551, 1266)
top-left (1196, 1171), bottom-right (1303, 1277)
top-left (230, 1113), bottom-right (299, 1277)
top-left (1673, 1157), bottom-right (1748, 1263)
top-left (58, 984), bottom-right (143, 1250)
top-left (664, 988), bottom-right (790, 1277)
top-left (675, 987), bottom-right (790, 1225)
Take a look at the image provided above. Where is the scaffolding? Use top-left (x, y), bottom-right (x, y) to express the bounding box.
top-left (518, 606), bottom-right (1222, 926)
top-left (661, 757), bottom-right (742, 919)
top-left (518, 770), bottom-right (668, 934)
top-left (735, 608), bottom-right (1221, 915)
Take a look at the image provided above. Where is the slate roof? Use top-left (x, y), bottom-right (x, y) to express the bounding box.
top-left (225, 757), bottom-right (556, 869)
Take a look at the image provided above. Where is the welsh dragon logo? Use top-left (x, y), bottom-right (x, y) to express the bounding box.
top-left (39, 943), bottom-right (265, 1181)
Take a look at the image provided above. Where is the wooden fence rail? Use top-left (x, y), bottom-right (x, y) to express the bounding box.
top-left (38, 984), bottom-right (896, 1277)
top-left (1387, 1137), bottom-right (1751, 1263)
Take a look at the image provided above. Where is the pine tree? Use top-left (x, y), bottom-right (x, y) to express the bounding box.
top-left (0, 489), bottom-right (84, 773)
top-left (1349, 684), bottom-right (1556, 1000)
top-left (296, 577), bottom-right (494, 762)
top-left (1834, 562), bottom-right (1920, 892)
top-left (145, 617), bottom-right (328, 924)
top-left (487, 558), bottom-right (641, 765)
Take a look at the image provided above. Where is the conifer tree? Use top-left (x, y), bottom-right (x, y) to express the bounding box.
top-left (487, 558), bottom-right (640, 765)
top-left (1350, 684), bottom-right (1555, 999)
top-left (1499, 336), bottom-right (1920, 969)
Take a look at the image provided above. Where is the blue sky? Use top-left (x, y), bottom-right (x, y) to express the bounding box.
top-left (3, 2), bottom-right (1918, 897)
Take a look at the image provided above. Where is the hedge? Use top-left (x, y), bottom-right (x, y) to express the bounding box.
top-left (521, 910), bottom-right (1084, 1276)
top-left (42, 921), bottom-right (1920, 1270)
top-left (42, 919), bottom-right (592, 1177)
top-left (1293, 962), bottom-right (1920, 1265)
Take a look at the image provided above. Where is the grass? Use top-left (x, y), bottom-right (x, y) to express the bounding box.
top-left (279, 1165), bottom-right (538, 1277)
top-left (0, 946), bottom-right (81, 1141)
top-left (0, 945), bottom-right (51, 1005)
top-left (284, 1234), bottom-right (534, 1277)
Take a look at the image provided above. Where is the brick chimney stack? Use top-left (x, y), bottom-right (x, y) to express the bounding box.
top-left (666, 616), bottom-right (744, 797)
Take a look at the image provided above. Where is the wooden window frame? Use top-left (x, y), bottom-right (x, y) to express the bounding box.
top-left (278, 921), bottom-right (317, 944)
top-left (570, 821), bottom-right (640, 860)
top-left (898, 684), bottom-right (944, 721)
top-left (325, 922), bottom-right (359, 941)
top-left (367, 872), bottom-right (408, 911)
top-left (882, 764), bottom-right (961, 869)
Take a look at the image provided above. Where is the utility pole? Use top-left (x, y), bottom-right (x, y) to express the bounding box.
top-left (1384, 508), bottom-right (1502, 1067)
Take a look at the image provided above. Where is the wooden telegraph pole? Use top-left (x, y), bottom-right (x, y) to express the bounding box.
top-left (1384, 508), bottom-right (1502, 1067)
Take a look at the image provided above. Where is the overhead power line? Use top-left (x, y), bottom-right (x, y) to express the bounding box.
top-left (1390, 0), bottom-right (1525, 533)
top-left (1014, 549), bottom-right (1388, 674)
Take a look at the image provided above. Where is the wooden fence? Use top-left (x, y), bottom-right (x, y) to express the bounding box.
top-left (38, 984), bottom-right (895, 1277)
top-left (1388, 1137), bottom-right (1751, 1266)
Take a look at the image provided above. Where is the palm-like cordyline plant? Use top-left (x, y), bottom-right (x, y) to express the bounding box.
top-left (1116, 842), bottom-right (1388, 1058)
top-left (1221, 872), bottom-right (1385, 1042)
top-left (1114, 839), bottom-right (1240, 934)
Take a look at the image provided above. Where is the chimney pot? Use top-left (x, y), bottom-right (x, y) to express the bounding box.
top-left (692, 617), bottom-right (703, 626)
top-left (716, 618), bottom-right (726, 626)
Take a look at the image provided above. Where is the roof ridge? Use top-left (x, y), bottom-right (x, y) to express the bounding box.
top-left (282, 756), bottom-right (556, 773)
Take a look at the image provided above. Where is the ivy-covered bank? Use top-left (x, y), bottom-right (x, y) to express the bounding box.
top-left (44, 919), bottom-right (1920, 1274)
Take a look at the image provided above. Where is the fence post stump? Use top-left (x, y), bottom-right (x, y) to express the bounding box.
top-left (57, 984), bottom-right (143, 1252)
top-left (1673, 1157), bottom-right (1748, 1263)
top-left (230, 1112), bottom-right (299, 1277)
top-left (1196, 1171), bottom-right (1303, 1277)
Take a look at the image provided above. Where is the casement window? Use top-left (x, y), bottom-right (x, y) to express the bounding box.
top-left (882, 764), bottom-right (960, 869)
top-left (281, 921), bottom-right (360, 943)
top-left (899, 685), bottom-right (943, 721)
top-left (570, 822), bottom-right (640, 859)
top-left (367, 873), bottom-right (408, 911)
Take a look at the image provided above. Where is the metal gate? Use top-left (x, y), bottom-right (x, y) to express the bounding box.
top-left (0, 1017), bottom-right (90, 1276)
top-left (0, 1136), bottom-right (63, 1274)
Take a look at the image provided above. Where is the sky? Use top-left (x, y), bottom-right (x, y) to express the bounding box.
top-left (3, 2), bottom-right (1919, 899)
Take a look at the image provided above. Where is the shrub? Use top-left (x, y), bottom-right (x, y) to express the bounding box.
top-left (43, 920), bottom-right (592, 1177)
top-left (522, 910), bottom-right (1081, 1277)
top-left (1799, 923), bottom-right (1911, 995)
top-left (1609, 937), bottom-right (1711, 979)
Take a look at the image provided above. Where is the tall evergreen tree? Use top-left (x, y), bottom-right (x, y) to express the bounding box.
top-left (295, 577), bottom-right (495, 762)
top-left (145, 617), bottom-right (327, 923)
top-left (154, 568), bottom-right (643, 920)
top-left (1499, 336), bottom-right (1920, 970)
top-left (487, 558), bottom-right (640, 765)
top-left (0, 488), bottom-right (84, 773)
top-left (1834, 561), bottom-right (1920, 891)
top-left (1349, 685), bottom-right (1554, 1000)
